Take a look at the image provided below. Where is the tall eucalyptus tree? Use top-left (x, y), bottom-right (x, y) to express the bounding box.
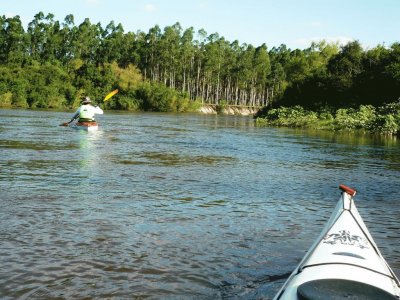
top-left (71, 18), bottom-right (102, 64)
top-left (144, 25), bottom-right (162, 81)
top-left (253, 44), bottom-right (271, 106)
top-left (3, 15), bottom-right (28, 65)
top-left (179, 27), bottom-right (195, 96)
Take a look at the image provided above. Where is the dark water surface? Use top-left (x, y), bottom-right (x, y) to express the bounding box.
top-left (1, 109), bottom-right (400, 299)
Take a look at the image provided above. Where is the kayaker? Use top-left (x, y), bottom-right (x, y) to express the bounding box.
top-left (67, 96), bottom-right (103, 124)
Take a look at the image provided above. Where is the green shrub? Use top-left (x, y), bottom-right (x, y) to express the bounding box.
top-left (0, 92), bottom-right (13, 107)
top-left (370, 103), bottom-right (400, 134)
top-left (333, 105), bottom-right (376, 130)
top-left (319, 111), bottom-right (334, 121)
top-left (255, 103), bottom-right (400, 134)
top-left (371, 114), bottom-right (399, 134)
top-left (264, 106), bottom-right (318, 127)
top-left (114, 95), bottom-right (141, 111)
top-left (136, 82), bottom-right (196, 112)
top-left (216, 100), bottom-right (228, 113)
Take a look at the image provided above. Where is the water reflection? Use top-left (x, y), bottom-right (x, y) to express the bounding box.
top-left (287, 127), bottom-right (399, 147)
top-left (77, 130), bottom-right (103, 168)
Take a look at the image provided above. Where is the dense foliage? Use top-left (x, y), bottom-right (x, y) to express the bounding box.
top-left (0, 12), bottom-right (400, 115)
top-left (256, 103), bottom-right (400, 135)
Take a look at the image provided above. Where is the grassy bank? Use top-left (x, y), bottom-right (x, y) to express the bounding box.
top-left (255, 103), bottom-right (400, 135)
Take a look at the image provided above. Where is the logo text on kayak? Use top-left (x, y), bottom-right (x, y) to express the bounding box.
top-left (323, 230), bottom-right (369, 249)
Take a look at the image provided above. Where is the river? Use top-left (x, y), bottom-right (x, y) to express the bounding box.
top-left (1, 109), bottom-right (400, 299)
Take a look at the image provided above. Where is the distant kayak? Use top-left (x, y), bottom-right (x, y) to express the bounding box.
top-left (71, 121), bottom-right (99, 131)
top-left (274, 184), bottom-right (400, 300)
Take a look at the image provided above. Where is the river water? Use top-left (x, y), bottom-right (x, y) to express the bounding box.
top-left (1, 109), bottom-right (400, 299)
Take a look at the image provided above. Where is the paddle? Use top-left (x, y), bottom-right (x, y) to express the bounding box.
top-left (103, 89), bottom-right (119, 102)
top-left (60, 89), bottom-right (119, 126)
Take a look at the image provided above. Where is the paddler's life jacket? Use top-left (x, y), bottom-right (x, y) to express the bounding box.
top-left (79, 104), bottom-right (95, 122)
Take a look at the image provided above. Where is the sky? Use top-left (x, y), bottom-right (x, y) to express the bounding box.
top-left (2, 0), bottom-right (400, 50)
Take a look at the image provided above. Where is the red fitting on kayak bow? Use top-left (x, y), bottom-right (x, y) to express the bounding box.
top-left (339, 184), bottom-right (357, 196)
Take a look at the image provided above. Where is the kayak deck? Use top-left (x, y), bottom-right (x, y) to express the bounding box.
top-left (274, 185), bottom-right (400, 299)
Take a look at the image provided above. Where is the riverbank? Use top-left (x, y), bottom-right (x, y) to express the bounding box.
top-left (198, 104), bottom-right (260, 116)
top-left (255, 103), bottom-right (400, 135)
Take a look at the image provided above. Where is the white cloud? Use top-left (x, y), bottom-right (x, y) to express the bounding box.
top-left (198, 0), bottom-right (210, 10)
top-left (310, 21), bottom-right (323, 28)
top-left (144, 4), bottom-right (156, 12)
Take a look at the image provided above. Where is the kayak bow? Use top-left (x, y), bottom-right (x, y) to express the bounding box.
top-left (274, 185), bottom-right (400, 300)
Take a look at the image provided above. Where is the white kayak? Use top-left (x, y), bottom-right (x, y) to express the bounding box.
top-left (71, 121), bottom-right (99, 132)
top-left (274, 184), bottom-right (400, 300)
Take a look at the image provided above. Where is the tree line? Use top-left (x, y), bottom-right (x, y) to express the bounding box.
top-left (0, 12), bottom-right (399, 112)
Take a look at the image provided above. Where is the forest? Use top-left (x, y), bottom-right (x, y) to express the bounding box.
top-left (0, 12), bottom-right (400, 117)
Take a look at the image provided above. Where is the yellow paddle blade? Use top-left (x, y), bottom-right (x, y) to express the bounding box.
top-left (103, 89), bottom-right (119, 102)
